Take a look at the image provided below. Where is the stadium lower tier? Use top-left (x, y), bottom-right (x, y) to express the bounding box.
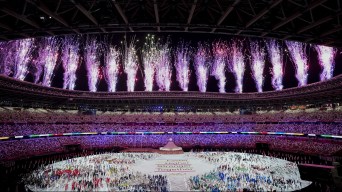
top-left (0, 134), bottom-right (341, 161)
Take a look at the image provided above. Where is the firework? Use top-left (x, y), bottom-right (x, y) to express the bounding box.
top-left (104, 45), bottom-right (121, 92)
top-left (123, 37), bottom-right (138, 92)
top-left (38, 37), bottom-right (59, 87)
top-left (10, 38), bottom-right (34, 80)
top-left (286, 41), bottom-right (309, 87)
top-left (142, 34), bottom-right (158, 91)
top-left (85, 38), bottom-right (101, 92)
top-left (175, 42), bottom-right (191, 91)
top-left (266, 40), bottom-right (284, 90)
top-left (229, 41), bottom-right (245, 93)
top-left (315, 45), bottom-right (336, 81)
top-left (62, 36), bottom-right (80, 90)
top-left (250, 41), bottom-right (265, 92)
top-left (194, 42), bottom-right (211, 92)
top-left (211, 41), bottom-right (228, 93)
top-left (155, 42), bottom-right (172, 91)
top-left (0, 41), bottom-right (13, 76)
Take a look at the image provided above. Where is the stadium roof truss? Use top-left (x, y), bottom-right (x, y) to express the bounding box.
top-left (0, 0), bottom-right (341, 47)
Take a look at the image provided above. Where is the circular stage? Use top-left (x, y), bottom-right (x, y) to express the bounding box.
top-left (25, 152), bottom-right (311, 191)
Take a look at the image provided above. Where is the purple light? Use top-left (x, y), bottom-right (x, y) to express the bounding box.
top-left (286, 41), bottom-right (309, 87)
top-left (315, 45), bottom-right (336, 81)
top-left (211, 41), bottom-right (228, 93)
top-left (156, 42), bottom-right (172, 91)
top-left (250, 41), bottom-right (265, 92)
top-left (62, 36), bottom-right (80, 90)
top-left (194, 43), bottom-right (211, 92)
top-left (124, 38), bottom-right (138, 92)
top-left (0, 41), bottom-right (14, 76)
top-left (142, 34), bottom-right (158, 91)
top-left (38, 37), bottom-right (59, 87)
top-left (11, 38), bottom-right (34, 80)
top-left (229, 41), bottom-right (245, 93)
top-left (267, 40), bottom-right (284, 91)
top-left (104, 45), bottom-right (121, 92)
top-left (85, 38), bottom-right (101, 92)
top-left (175, 42), bottom-right (191, 92)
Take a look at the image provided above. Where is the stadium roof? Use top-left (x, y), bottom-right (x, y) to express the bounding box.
top-left (0, 0), bottom-right (341, 47)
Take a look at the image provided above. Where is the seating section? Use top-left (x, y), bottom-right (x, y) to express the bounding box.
top-left (0, 106), bottom-right (341, 160)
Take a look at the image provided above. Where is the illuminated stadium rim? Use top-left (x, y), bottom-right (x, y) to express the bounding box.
top-left (0, 131), bottom-right (341, 141)
top-left (1, 74), bottom-right (342, 97)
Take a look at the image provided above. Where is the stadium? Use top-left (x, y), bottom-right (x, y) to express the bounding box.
top-left (0, 0), bottom-right (342, 191)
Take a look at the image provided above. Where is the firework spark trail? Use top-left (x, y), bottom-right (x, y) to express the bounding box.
top-left (229, 41), bottom-right (245, 93)
top-left (0, 41), bottom-right (13, 76)
top-left (315, 45), bottom-right (336, 81)
top-left (11, 38), bottom-right (34, 80)
top-left (194, 43), bottom-right (211, 92)
top-left (142, 34), bottom-right (158, 91)
top-left (38, 37), bottom-right (59, 87)
top-left (250, 41), bottom-right (266, 93)
top-left (62, 36), bottom-right (80, 90)
top-left (175, 42), bottom-right (191, 91)
top-left (286, 41), bottom-right (309, 87)
top-left (211, 41), bottom-right (228, 93)
top-left (266, 40), bottom-right (284, 91)
top-left (124, 38), bottom-right (138, 92)
top-left (104, 46), bottom-right (121, 92)
top-left (85, 38), bottom-right (101, 92)
top-left (156, 43), bottom-right (172, 91)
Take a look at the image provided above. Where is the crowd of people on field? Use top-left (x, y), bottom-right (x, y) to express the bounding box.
top-left (23, 153), bottom-right (168, 192)
top-left (188, 152), bottom-right (309, 191)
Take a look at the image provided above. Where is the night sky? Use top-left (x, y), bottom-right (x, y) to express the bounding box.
top-left (24, 33), bottom-right (342, 93)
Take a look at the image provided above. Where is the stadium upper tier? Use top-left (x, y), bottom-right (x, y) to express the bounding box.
top-left (0, 74), bottom-right (341, 110)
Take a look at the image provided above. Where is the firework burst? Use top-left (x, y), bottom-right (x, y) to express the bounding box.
top-left (0, 41), bottom-right (14, 76)
top-left (266, 40), bottom-right (284, 90)
top-left (194, 42), bottom-right (211, 92)
top-left (229, 41), bottom-right (245, 93)
top-left (104, 45), bottom-right (121, 92)
top-left (286, 41), bottom-right (309, 87)
top-left (211, 41), bottom-right (228, 93)
top-left (250, 41), bottom-right (265, 92)
top-left (38, 37), bottom-right (59, 87)
top-left (315, 45), bottom-right (336, 81)
top-left (123, 37), bottom-right (138, 92)
top-left (155, 42), bottom-right (172, 91)
top-left (175, 42), bottom-right (191, 91)
top-left (142, 34), bottom-right (159, 91)
top-left (62, 36), bottom-right (80, 90)
top-left (10, 38), bottom-right (34, 80)
top-left (85, 37), bottom-right (101, 92)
